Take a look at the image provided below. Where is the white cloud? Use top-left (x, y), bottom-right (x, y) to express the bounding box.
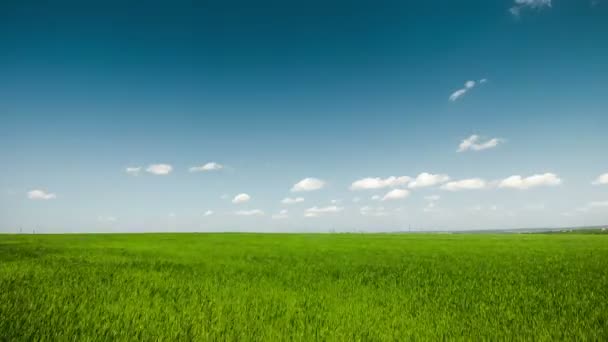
top-left (498, 173), bottom-right (562, 190)
top-left (203, 210), bottom-right (214, 217)
top-left (272, 209), bottom-right (289, 219)
top-left (291, 178), bottom-right (325, 192)
top-left (125, 167), bottom-right (141, 176)
top-left (232, 193), bottom-right (251, 204)
top-left (382, 189), bottom-right (410, 201)
top-left (27, 189), bottom-right (56, 200)
top-left (441, 178), bottom-right (487, 191)
top-left (371, 195), bottom-right (381, 201)
top-left (449, 79), bottom-right (487, 101)
top-left (98, 215), bottom-right (117, 222)
top-left (449, 88), bottom-right (468, 102)
top-left (352, 197), bottom-right (361, 203)
top-left (304, 206), bottom-right (343, 217)
top-left (510, 0), bottom-right (552, 17)
top-left (281, 197), bottom-right (304, 204)
top-left (330, 199), bottom-right (342, 204)
top-left (146, 164), bottom-right (173, 175)
top-left (409, 173), bottom-right (450, 189)
top-left (235, 209), bottom-right (264, 216)
top-left (360, 206), bottom-right (388, 217)
top-left (350, 176), bottom-right (411, 190)
top-left (592, 173), bottom-right (608, 185)
top-left (457, 134), bottom-right (503, 152)
top-left (189, 162), bottom-right (223, 172)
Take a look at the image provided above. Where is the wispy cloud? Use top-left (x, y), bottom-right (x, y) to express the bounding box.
top-left (382, 189), bottom-right (410, 201)
top-left (291, 178), bottom-right (325, 192)
top-left (592, 173), bottom-right (608, 185)
top-left (449, 79), bottom-right (487, 101)
top-left (457, 134), bottom-right (504, 152)
top-left (27, 189), bottom-right (57, 200)
top-left (281, 197), bottom-right (304, 204)
top-left (235, 209), bottom-right (264, 216)
top-left (510, 0), bottom-right (552, 17)
top-left (441, 178), bottom-right (487, 191)
top-left (125, 167), bottom-right (141, 176)
top-left (304, 206), bottom-right (343, 217)
top-left (498, 173), bottom-right (562, 190)
top-left (232, 193), bottom-right (251, 204)
top-left (350, 176), bottom-right (411, 190)
top-left (409, 173), bottom-right (450, 189)
top-left (146, 164), bottom-right (173, 175)
top-left (203, 210), bottom-right (214, 217)
top-left (272, 209), bottom-right (288, 219)
top-left (360, 206), bottom-right (388, 217)
top-left (189, 162), bottom-right (223, 172)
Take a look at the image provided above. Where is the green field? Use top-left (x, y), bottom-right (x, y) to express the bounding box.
top-left (1, 233), bottom-right (607, 340)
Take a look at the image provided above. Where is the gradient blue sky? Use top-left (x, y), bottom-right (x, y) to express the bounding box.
top-left (1, 0), bottom-right (607, 233)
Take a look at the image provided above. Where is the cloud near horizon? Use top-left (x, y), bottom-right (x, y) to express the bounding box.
top-left (304, 206), bottom-right (343, 217)
top-left (498, 173), bottom-right (562, 190)
top-left (235, 209), bottom-right (264, 216)
top-left (382, 189), bottom-right (410, 201)
top-left (291, 178), bottom-right (325, 192)
top-left (146, 164), bottom-right (173, 175)
top-left (441, 178), bottom-right (487, 191)
top-left (189, 162), bottom-right (224, 172)
top-left (27, 189), bottom-right (57, 200)
top-left (350, 176), bottom-right (411, 190)
top-left (592, 173), bottom-right (608, 185)
top-left (232, 193), bottom-right (251, 204)
top-left (409, 173), bottom-right (450, 189)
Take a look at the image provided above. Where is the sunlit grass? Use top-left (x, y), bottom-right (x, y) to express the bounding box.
top-left (1, 233), bottom-right (607, 340)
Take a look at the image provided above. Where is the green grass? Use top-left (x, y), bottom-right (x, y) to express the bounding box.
top-left (1, 233), bottom-right (607, 340)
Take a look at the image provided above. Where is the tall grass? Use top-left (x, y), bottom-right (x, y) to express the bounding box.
top-left (1, 233), bottom-right (607, 340)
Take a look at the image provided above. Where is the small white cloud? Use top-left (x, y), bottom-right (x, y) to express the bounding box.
top-left (350, 176), bottom-right (411, 190)
top-left (235, 209), bottom-right (264, 216)
top-left (382, 189), bottom-right (410, 201)
top-left (125, 167), bottom-right (141, 176)
top-left (27, 189), bottom-right (56, 200)
top-left (352, 197), bottom-right (361, 203)
top-left (232, 193), bottom-right (251, 204)
top-left (498, 173), bottom-right (562, 190)
top-left (423, 202), bottom-right (437, 212)
top-left (441, 178), bottom-right (487, 191)
top-left (203, 210), bottom-right (214, 217)
top-left (449, 79), bottom-right (487, 101)
top-left (272, 209), bottom-right (288, 219)
top-left (330, 199), bottom-right (342, 204)
top-left (146, 164), bottom-right (173, 175)
top-left (304, 206), bottom-right (343, 217)
top-left (457, 134), bottom-right (503, 152)
top-left (291, 178), bottom-right (325, 192)
top-left (371, 195), bottom-right (381, 201)
top-left (98, 215), bottom-right (117, 222)
top-left (360, 206), bottom-right (388, 217)
top-left (409, 173), bottom-right (450, 189)
top-left (510, 0), bottom-right (552, 17)
top-left (281, 197), bottom-right (304, 204)
top-left (592, 173), bottom-right (608, 185)
top-left (189, 162), bottom-right (224, 172)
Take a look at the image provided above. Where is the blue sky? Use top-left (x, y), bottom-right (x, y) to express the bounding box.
top-left (1, 0), bottom-right (607, 233)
